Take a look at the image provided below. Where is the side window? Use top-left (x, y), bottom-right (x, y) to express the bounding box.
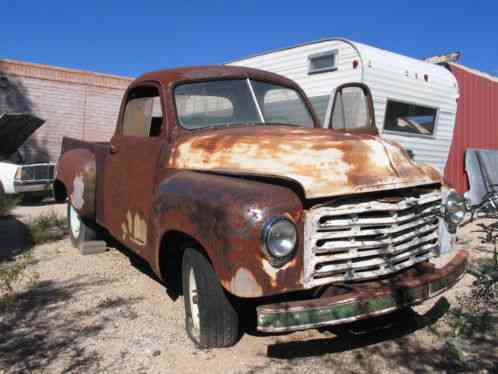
top-left (383, 100), bottom-right (437, 136)
top-left (331, 87), bottom-right (369, 130)
top-left (122, 86), bottom-right (163, 137)
top-left (250, 81), bottom-right (314, 127)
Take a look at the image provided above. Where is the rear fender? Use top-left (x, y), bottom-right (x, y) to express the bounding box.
top-left (55, 149), bottom-right (96, 219)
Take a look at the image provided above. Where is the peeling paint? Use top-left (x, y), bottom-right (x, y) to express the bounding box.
top-left (231, 268), bottom-right (263, 297)
top-left (262, 259), bottom-right (280, 288)
top-left (169, 127), bottom-right (441, 199)
top-left (121, 211), bottom-right (147, 246)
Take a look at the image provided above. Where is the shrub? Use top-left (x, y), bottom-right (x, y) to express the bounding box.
top-left (27, 212), bottom-right (68, 245)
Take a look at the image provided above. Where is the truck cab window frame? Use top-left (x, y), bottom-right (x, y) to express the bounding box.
top-left (383, 99), bottom-right (438, 137)
top-left (326, 83), bottom-right (377, 134)
top-left (121, 85), bottom-right (164, 138)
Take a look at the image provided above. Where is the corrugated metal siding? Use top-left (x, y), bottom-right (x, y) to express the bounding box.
top-left (230, 39), bottom-right (459, 172)
top-left (444, 64), bottom-right (498, 193)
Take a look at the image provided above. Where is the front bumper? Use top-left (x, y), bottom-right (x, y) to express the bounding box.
top-left (257, 250), bottom-right (468, 333)
top-left (14, 180), bottom-right (53, 193)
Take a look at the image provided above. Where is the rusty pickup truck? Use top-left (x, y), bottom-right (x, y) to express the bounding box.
top-left (54, 66), bottom-right (468, 348)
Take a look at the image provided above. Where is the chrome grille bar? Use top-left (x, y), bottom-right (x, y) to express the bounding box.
top-left (304, 189), bottom-right (442, 287)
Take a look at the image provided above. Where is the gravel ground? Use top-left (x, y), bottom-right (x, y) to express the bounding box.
top-left (1, 201), bottom-right (497, 373)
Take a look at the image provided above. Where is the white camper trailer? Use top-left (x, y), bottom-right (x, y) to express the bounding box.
top-left (229, 38), bottom-right (459, 172)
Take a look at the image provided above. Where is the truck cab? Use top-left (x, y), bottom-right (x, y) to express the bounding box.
top-left (55, 66), bottom-right (468, 349)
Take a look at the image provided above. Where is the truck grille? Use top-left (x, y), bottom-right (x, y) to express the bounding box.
top-left (21, 164), bottom-right (55, 181)
top-left (303, 188), bottom-right (442, 288)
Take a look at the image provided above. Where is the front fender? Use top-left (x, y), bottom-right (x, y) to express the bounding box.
top-left (153, 171), bottom-right (305, 298)
top-left (55, 149), bottom-right (96, 219)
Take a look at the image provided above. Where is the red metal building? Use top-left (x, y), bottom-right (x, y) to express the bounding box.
top-left (444, 63), bottom-right (498, 193)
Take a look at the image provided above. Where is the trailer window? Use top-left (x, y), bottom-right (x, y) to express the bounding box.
top-left (122, 86), bottom-right (163, 137)
top-left (308, 50), bottom-right (338, 74)
top-left (384, 100), bottom-right (437, 136)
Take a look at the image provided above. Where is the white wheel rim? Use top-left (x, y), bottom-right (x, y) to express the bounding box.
top-left (189, 268), bottom-right (200, 332)
top-left (69, 204), bottom-right (81, 239)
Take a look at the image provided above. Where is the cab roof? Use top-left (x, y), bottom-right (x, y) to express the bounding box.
top-left (133, 65), bottom-right (300, 89)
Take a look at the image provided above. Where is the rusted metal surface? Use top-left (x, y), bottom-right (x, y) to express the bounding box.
top-left (55, 65), bottom-right (451, 300)
top-left (152, 170), bottom-right (304, 297)
top-left (257, 250), bottom-right (468, 332)
top-left (169, 126), bottom-right (441, 199)
top-left (56, 147), bottom-right (96, 219)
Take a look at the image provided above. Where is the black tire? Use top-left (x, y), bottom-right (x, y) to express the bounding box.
top-left (182, 247), bottom-right (239, 349)
top-left (67, 202), bottom-right (97, 248)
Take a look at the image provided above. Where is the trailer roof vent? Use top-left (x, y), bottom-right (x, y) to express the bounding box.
top-left (308, 50), bottom-right (338, 75)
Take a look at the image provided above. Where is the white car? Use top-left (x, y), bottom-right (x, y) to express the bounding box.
top-left (0, 113), bottom-right (55, 201)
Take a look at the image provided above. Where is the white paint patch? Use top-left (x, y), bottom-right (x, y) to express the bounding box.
top-left (262, 259), bottom-right (279, 280)
top-left (231, 268), bottom-right (263, 297)
top-left (121, 211), bottom-right (147, 246)
top-left (71, 175), bottom-right (85, 210)
top-left (262, 259), bottom-right (280, 288)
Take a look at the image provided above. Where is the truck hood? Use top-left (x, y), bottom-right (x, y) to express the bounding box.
top-left (0, 113), bottom-right (45, 159)
top-left (169, 126), bottom-right (441, 199)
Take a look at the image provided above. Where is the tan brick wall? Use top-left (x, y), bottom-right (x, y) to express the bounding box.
top-left (0, 59), bottom-right (133, 162)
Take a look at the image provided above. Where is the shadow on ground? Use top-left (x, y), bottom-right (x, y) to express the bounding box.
top-left (0, 215), bottom-right (32, 261)
top-left (0, 276), bottom-right (144, 373)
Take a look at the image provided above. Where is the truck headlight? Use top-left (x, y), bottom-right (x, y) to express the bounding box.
top-left (262, 216), bottom-right (297, 266)
top-left (444, 191), bottom-right (466, 225)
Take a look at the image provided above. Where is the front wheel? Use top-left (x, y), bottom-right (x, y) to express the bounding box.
top-left (182, 248), bottom-right (240, 348)
top-left (67, 202), bottom-right (97, 248)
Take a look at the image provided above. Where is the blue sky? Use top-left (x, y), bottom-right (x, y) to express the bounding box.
top-left (2, 1), bottom-right (497, 77)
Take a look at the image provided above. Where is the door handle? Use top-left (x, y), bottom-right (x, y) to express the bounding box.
top-left (110, 144), bottom-right (119, 154)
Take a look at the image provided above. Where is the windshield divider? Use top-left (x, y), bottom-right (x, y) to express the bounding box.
top-left (247, 79), bottom-right (265, 123)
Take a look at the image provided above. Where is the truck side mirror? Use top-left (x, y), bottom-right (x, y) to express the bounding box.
top-left (325, 83), bottom-right (377, 135)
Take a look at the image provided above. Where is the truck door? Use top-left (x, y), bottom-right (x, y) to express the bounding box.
top-left (103, 83), bottom-right (165, 255)
top-left (325, 83), bottom-right (377, 134)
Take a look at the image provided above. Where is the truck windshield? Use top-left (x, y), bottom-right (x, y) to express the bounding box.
top-left (174, 79), bottom-right (314, 129)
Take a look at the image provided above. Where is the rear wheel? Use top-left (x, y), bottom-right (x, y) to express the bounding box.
top-left (67, 202), bottom-right (97, 248)
top-left (182, 247), bottom-right (239, 348)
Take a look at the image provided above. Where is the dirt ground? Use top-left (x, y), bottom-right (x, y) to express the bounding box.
top-left (1, 200), bottom-right (497, 373)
